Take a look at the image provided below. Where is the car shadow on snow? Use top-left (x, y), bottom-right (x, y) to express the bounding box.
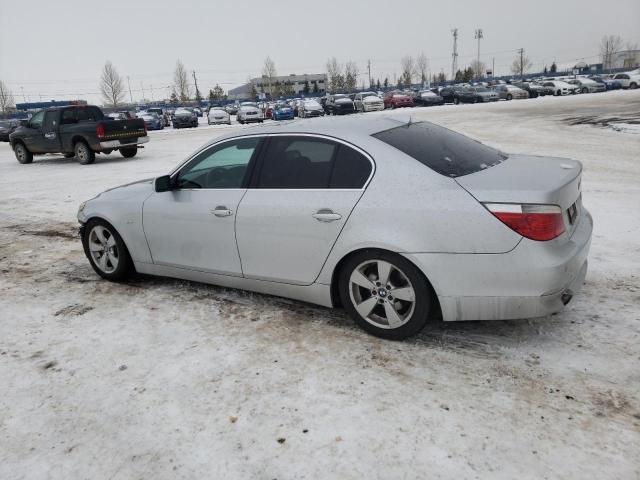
top-left (24, 153), bottom-right (142, 166)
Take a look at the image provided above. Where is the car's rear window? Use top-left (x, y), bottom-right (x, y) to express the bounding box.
top-left (372, 121), bottom-right (507, 178)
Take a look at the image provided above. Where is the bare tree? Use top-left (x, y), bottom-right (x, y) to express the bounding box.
top-left (262, 56), bottom-right (277, 97)
top-left (400, 56), bottom-right (416, 86)
top-left (0, 79), bottom-right (15, 115)
top-left (510, 50), bottom-right (533, 77)
top-left (344, 60), bottom-right (359, 92)
top-left (470, 59), bottom-right (487, 79)
top-left (326, 57), bottom-right (344, 92)
top-left (174, 60), bottom-right (191, 102)
top-left (600, 35), bottom-right (623, 71)
top-left (99, 61), bottom-right (125, 107)
top-left (416, 53), bottom-right (428, 84)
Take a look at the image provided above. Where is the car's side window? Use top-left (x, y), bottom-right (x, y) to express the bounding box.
top-left (257, 136), bottom-right (338, 189)
top-left (29, 111), bottom-right (45, 129)
top-left (176, 137), bottom-right (261, 189)
top-left (329, 145), bottom-right (373, 189)
top-left (61, 108), bottom-right (77, 125)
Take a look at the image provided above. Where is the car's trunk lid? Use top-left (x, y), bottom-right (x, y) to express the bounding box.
top-left (456, 154), bottom-right (583, 237)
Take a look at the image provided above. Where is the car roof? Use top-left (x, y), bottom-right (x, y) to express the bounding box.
top-left (206, 115), bottom-right (408, 146)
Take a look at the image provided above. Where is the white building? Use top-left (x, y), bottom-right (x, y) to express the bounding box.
top-left (228, 73), bottom-right (327, 100)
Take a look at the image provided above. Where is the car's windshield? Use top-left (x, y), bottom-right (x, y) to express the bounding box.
top-left (333, 94), bottom-right (348, 99)
top-left (361, 92), bottom-right (377, 98)
top-left (474, 87), bottom-right (489, 92)
top-left (372, 121), bottom-right (507, 178)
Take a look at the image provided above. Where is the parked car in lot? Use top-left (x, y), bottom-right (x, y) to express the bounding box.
top-left (411, 89), bottom-right (444, 106)
top-left (567, 78), bottom-right (606, 93)
top-left (207, 107), bottom-right (231, 125)
top-left (9, 105), bottom-right (147, 164)
top-left (438, 85), bottom-right (466, 104)
top-left (542, 80), bottom-right (576, 96)
top-left (77, 116), bottom-right (592, 340)
top-left (0, 119), bottom-right (20, 142)
top-left (271, 103), bottom-right (294, 121)
top-left (325, 94), bottom-right (356, 115)
top-left (353, 92), bottom-right (385, 112)
top-left (458, 86), bottom-right (499, 104)
top-left (147, 107), bottom-right (170, 126)
top-left (237, 104), bottom-right (264, 124)
top-left (588, 75), bottom-right (622, 90)
top-left (510, 81), bottom-right (547, 98)
top-left (383, 91), bottom-right (414, 109)
top-left (494, 84), bottom-right (529, 100)
top-left (140, 113), bottom-right (164, 130)
top-left (611, 73), bottom-right (640, 89)
top-left (299, 99), bottom-right (325, 118)
top-left (224, 104), bottom-right (239, 115)
top-left (172, 108), bottom-right (199, 128)
top-left (193, 108), bottom-right (203, 117)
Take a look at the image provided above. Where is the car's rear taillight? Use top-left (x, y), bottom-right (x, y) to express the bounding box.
top-left (484, 203), bottom-right (565, 241)
top-left (96, 124), bottom-right (105, 140)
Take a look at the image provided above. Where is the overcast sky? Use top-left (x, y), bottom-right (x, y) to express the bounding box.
top-left (1, 0), bottom-right (638, 104)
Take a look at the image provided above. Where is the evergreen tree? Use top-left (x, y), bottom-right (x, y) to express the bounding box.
top-left (383, 77), bottom-right (389, 88)
top-left (303, 80), bottom-right (310, 94)
top-left (550, 62), bottom-right (557, 73)
top-left (376, 79), bottom-right (381, 90)
top-left (454, 69), bottom-right (464, 82)
top-left (543, 66), bottom-right (548, 74)
top-left (169, 90), bottom-right (179, 105)
top-left (312, 81), bottom-right (319, 93)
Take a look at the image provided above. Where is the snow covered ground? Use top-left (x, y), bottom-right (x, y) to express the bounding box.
top-left (1, 91), bottom-right (639, 479)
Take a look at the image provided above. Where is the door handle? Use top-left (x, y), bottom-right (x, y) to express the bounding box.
top-left (312, 209), bottom-right (342, 222)
top-left (211, 206), bottom-right (233, 217)
top-left (44, 132), bottom-right (56, 139)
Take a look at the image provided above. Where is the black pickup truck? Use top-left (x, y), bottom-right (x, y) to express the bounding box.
top-left (9, 105), bottom-right (148, 165)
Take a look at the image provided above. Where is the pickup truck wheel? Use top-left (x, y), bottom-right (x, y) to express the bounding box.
top-left (75, 142), bottom-right (95, 165)
top-left (14, 143), bottom-right (33, 164)
top-left (120, 146), bottom-right (137, 158)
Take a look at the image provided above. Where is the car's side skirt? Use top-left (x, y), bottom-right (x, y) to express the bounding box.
top-left (134, 262), bottom-right (333, 308)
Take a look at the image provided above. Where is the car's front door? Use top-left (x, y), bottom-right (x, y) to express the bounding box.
top-left (142, 136), bottom-right (263, 276)
top-left (236, 135), bottom-right (374, 285)
top-left (22, 110), bottom-right (45, 152)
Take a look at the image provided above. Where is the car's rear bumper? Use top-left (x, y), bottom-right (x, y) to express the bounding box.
top-left (404, 208), bottom-right (593, 321)
top-left (99, 136), bottom-right (149, 150)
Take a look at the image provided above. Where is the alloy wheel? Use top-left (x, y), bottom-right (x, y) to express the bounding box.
top-left (88, 225), bottom-right (119, 274)
top-left (349, 260), bottom-right (416, 329)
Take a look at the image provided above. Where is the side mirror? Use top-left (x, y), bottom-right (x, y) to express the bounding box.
top-left (155, 175), bottom-right (173, 192)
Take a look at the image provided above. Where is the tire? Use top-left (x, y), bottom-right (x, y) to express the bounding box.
top-left (75, 141), bottom-right (95, 165)
top-left (630, 82), bottom-right (638, 90)
top-left (506, 94), bottom-right (513, 101)
top-left (120, 146), bottom-right (137, 158)
top-left (14, 143), bottom-right (33, 164)
top-left (63, 153), bottom-right (75, 158)
top-left (453, 98), bottom-right (460, 105)
top-left (82, 218), bottom-right (133, 282)
top-left (338, 250), bottom-right (432, 340)
top-left (582, 88), bottom-right (588, 94)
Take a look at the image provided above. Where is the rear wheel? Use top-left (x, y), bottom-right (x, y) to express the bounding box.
top-left (630, 82), bottom-right (638, 90)
top-left (120, 146), bottom-right (137, 158)
top-left (453, 97), bottom-right (460, 105)
top-left (582, 88), bottom-right (589, 94)
top-left (506, 94), bottom-right (513, 101)
top-left (339, 250), bottom-right (432, 340)
top-left (75, 141), bottom-right (95, 165)
top-left (82, 219), bottom-right (133, 281)
top-left (14, 143), bottom-right (33, 164)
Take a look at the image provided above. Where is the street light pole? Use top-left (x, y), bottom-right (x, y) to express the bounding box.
top-left (474, 28), bottom-right (483, 79)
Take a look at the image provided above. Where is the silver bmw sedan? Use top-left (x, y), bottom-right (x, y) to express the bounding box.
top-left (77, 116), bottom-right (592, 340)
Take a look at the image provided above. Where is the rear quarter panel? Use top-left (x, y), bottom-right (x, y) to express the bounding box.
top-left (316, 139), bottom-right (521, 284)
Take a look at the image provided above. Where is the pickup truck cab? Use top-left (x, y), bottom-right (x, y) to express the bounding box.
top-left (10, 105), bottom-right (148, 165)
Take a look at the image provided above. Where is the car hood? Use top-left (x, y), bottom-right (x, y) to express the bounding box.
top-left (95, 178), bottom-right (154, 199)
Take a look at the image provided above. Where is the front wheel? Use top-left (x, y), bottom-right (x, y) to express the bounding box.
top-left (506, 94), bottom-right (513, 101)
top-left (339, 250), bottom-right (432, 340)
top-left (14, 143), bottom-right (33, 164)
top-left (82, 219), bottom-right (133, 281)
top-left (75, 141), bottom-right (95, 165)
top-left (630, 82), bottom-right (638, 90)
top-left (120, 146), bottom-right (137, 158)
top-left (453, 98), bottom-right (460, 105)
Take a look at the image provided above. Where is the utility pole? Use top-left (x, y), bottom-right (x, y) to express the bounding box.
top-left (150, 84), bottom-right (154, 102)
top-left (192, 70), bottom-right (201, 104)
top-left (127, 76), bottom-right (133, 104)
top-left (492, 57), bottom-right (495, 78)
top-left (451, 28), bottom-right (459, 80)
top-left (474, 28), bottom-right (483, 79)
top-left (367, 59), bottom-right (372, 88)
top-left (20, 86), bottom-right (26, 102)
top-left (140, 81), bottom-right (146, 103)
top-left (518, 48), bottom-right (524, 79)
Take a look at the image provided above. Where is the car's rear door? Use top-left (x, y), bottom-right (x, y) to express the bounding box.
top-left (235, 134), bottom-right (374, 285)
top-left (142, 136), bottom-right (263, 276)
